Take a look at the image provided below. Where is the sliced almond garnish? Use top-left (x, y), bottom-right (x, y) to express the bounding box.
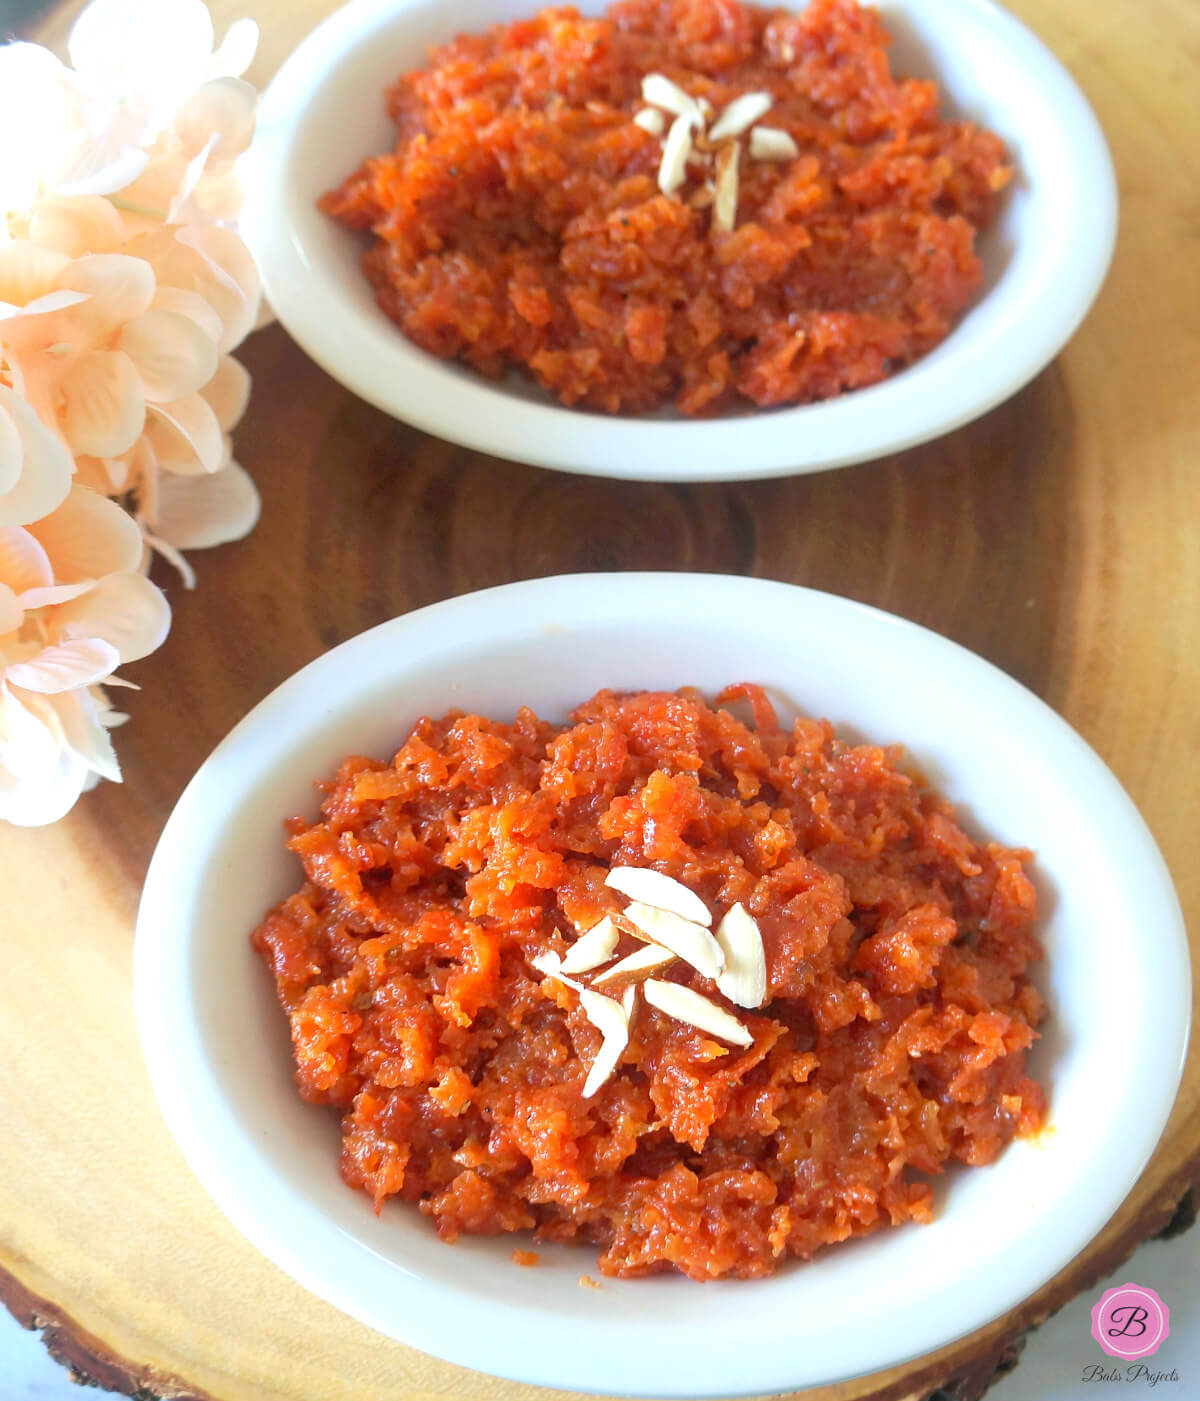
top-left (621, 983), bottom-right (638, 1027)
top-left (604, 866), bottom-right (712, 926)
top-left (707, 91), bottom-right (773, 143)
top-left (698, 96), bottom-right (714, 120)
top-left (622, 900), bottom-right (725, 980)
top-left (579, 988), bottom-right (630, 1098)
top-left (657, 111), bottom-right (696, 196)
top-left (633, 107), bottom-right (665, 137)
top-left (642, 979), bottom-right (753, 1047)
top-left (641, 72), bottom-right (704, 123)
top-left (530, 949), bottom-right (564, 978)
top-left (531, 950), bottom-right (589, 995)
top-left (714, 902), bottom-right (768, 1008)
top-left (591, 942), bottom-right (677, 988)
top-left (712, 140), bottom-right (740, 234)
top-left (560, 915), bottom-right (619, 974)
top-left (749, 126), bottom-right (799, 162)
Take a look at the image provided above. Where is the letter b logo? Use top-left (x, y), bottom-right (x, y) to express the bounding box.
top-left (1107, 1305), bottom-right (1148, 1338)
top-left (1091, 1285), bottom-right (1170, 1360)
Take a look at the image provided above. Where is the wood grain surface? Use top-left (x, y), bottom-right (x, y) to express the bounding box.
top-left (3, 0), bottom-right (1198, 1398)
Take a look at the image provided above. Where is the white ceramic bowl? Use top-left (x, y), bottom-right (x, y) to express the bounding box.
top-left (244, 0), bottom-right (1116, 482)
top-left (135, 574), bottom-right (1190, 1398)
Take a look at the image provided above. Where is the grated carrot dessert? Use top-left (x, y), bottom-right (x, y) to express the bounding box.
top-left (251, 686), bottom-right (1046, 1280)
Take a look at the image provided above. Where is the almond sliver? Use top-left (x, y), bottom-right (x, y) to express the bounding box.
top-left (642, 73), bottom-right (704, 123)
top-left (561, 915), bottom-right (620, 974)
top-left (579, 988), bottom-right (630, 1097)
top-left (707, 91), bottom-right (773, 143)
top-left (633, 107), bottom-right (665, 137)
top-left (604, 866), bottom-right (712, 926)
top-left (712, 140), bottom-right (740, 233)
top-left (749, 125), bottom-right (799, 162)
top-left (621, 983), bottom-right (638, 1026)
top-left (657, 111), bottom-right (696, 196)
top-left (530, 950), bottom-right (589, 996)
top-left (622, 900), bottom-right (725, 980)
top-left (714, 902), bottom-right (767, 1008)
top-left (643, 979), bottom-right (753, 1046)
top-left (591, 942), bottom-right (676, 987)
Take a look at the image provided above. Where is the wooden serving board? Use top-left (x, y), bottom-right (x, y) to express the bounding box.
top-left (4, 1), bottom-right (1198, 1398)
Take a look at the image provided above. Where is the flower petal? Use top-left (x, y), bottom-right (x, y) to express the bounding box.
top-left (0, 719), bottom-right (90, 825)
top-left (199, 353), bottom-right (250, 431)
top-left (124, 228), bottom-right (249, 354)
top-left (143, 528), bottom-right (196, 588)
top-left (6, 636), bottom-right (120, 693)
top-left (0, 240), bottom-right (71, 306)
top-left (190, 164), bottom-right (244, 222)
top-left (28, 484), bottom-right (143, 580)
top-left (136, 443), bottom-right (160, 523)
top-left (68, 0), bottom-right (214, 112)
top-left (173, 77), bottom-right (256, 161)
top-left (18, 580), bottom-right (94, 610)
top-left (117, 307), bottom-right (218, 403)
top-left (176, 226), bottom-right (259, 349)
top-left (208, 16), bottom-right (258, 79)
top-left (0, 681), bottom-right (60, 779)
top-left (167, 135), bottom-right (218, 223)
top-left (145, 393), bottom-right (222, 473)
top-left (72, 453), bottom-right (118, 492)
top-left (0, 289), bottom-right (93, 360)
top-left (90, 433), bottom-right (155, 495)
top-left (153, 459), bottom-right (258, 550)
top-left (51, 568), bottom-right (170, 664)
top-left (57, 144), bottom-right (150, 200)
top-left (0, 288), bottom-right (91, 323)
top-left (0, 405), bottom-right (19, 496)
top-left (150, 286), bottom-right (223, 345)
top-left (179, 225), bottom-right (259, 306)
top-left (0, 45), bottom-right (81, 220)
top-left (0, 43), bottom-right (69, 106)
top-left (0, 582), bottom-right (22, 635)
top-left (0, 526), bottom-right (53, 592)
top-left (55, 252), bottom-right (156, 337)
top-left (0, 385), bottom-right (74, 527)
top-left (28, 194), bottom-right (125, 257)
top-left (58, 348), bottom-right (145, 458)
top-left (50, 684), bottom-right (121, 783)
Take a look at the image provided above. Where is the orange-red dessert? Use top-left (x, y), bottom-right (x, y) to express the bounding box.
top-left (251, 686), bottom-right (1046, 1281)
top-left (321, 0), bottom-right (1011, 414)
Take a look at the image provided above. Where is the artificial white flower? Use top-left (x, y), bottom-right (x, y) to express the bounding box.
top-left (0, 489), bottom-right (169, 824)
top-left (0, 0), bottom-right (265, 825)
top-left (0, 0), bottom-right (259, 228)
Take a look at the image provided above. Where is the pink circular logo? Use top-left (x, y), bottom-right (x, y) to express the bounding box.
top-left (1090, 1283), bottom-right (1171, 1360)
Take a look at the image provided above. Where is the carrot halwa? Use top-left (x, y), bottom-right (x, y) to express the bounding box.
top-left (321, 0), bottom-right (1011, 414)
top-left (251, 686), bottom-right (1047, 1280)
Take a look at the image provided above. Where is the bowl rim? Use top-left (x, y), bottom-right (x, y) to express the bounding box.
top-left (243, 0), bottom-right (1118, 482)
top-left (133, 573), bottom-right (1191, 1398)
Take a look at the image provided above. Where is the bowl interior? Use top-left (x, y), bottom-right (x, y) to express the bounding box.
top-left (246, 0), bottom-right (1116, 478)
top-left (136, 575), bottom-right (1188, 1397)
